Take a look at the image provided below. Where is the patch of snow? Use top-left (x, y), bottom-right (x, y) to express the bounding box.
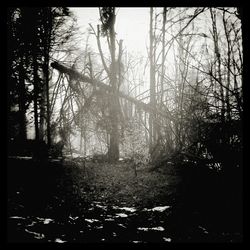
top-left (25, 229), bottom-right (45, 239)
top-left (96, 225), bottom-right (103, 229)
top-left (35, 217), bottom-right (54, 224)
top-left (138, 227), bottom-right (149, 231)
top-left (151, 206), bottom-right (170, 212)
top-left (118, 224), bottom-right (126, 228)
top-left (43, 218), bottom-right (54, 224)
top-left (151, 226), bottom-right (165, 231)
top-left (85, 218), bottom-right (99, 223)
top-left (114, 206), bottom-right (136, 213)
top-left (113, 232), bottom-right (117, 236)
top-left (132, 241), bottom-right (142, 243)
top-left (198, 226), bottom-right (209, 234)
top-left (143, 206), bottom-right (170, 212)
top-left (163, 237), bottom-right (171, 242)
top-left (69, 215), bottom-right (79, 221)
top-left (27, 221), bottom-right (36, 227)
top-left (36, 217), bottom-right (45, 221)
top-left (96, 204), bottom-right (107, 209)
top-left (105, 218), bottom-right (115, 221)
top-left (115, 213), bottom-right (128, 218)
top-left (9, 216), bottom-right (26, 220)
top-left (55, 238), bottom-right (67, 243)
top-left (138, 226), bottom-right (165, 231)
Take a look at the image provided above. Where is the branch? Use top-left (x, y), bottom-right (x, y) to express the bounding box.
top-left (89, 23), bottom-right (110, 78)
top-left (51, 61), bottom-right (174, 121)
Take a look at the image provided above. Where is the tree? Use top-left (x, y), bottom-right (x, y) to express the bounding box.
top-left (99, 7), bottom-right (120, 161)
top-left (149, 7), bottom-right (157, 153)
top-left (7, 7), bottom-right (76, 154)
top-left (7, 8), bottom-right (28, 142)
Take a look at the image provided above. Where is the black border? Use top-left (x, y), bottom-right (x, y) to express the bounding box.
top-left (2, 1), bottom-right (247, 249)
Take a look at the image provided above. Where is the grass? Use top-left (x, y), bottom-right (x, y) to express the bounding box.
top-left (60, 160), bottom-right (181, 208)
top-left (7, 156), bottom-right (242, 242)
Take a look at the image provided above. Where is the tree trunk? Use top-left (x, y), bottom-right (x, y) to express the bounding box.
top-left (32, 50), bottom-right (40, 141)
top-left (222, 11), bottom-right (231, 122)
top-left (160, 7), bottom-right (166, 105)
top-left (44, 8), bottom-right (52, 148)
top-left (18, 56), bottom-right (27, 141)
top-left (210, 8), bottom-right (225, 124)
top-left (149, 7), bottom-right (157, 153)
top-left (39, 88), bottom-right (45, 140)
top-left (108, 9), bottom-right (119, 162)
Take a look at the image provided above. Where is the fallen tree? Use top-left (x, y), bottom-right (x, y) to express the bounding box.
top-left (50, 61), bottom-right (173, 120)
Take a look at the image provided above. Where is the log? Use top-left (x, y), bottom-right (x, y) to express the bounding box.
top-left (50, 61), bottom-right (172, 120)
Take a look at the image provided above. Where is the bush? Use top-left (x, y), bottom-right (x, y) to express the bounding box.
top-left (121, 118), bottom-right (150, 168)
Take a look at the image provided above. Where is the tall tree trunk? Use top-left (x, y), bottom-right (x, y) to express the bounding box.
top-left (44, 8), bottom-right (52, 148)
top-left (32, 50), bottom-right (40, 141)
top-left (160, 7), bottom-right (166, 105)
top-left (149, 7), bottom-right (157, 153)
top-left (108, 9), bottom-right (119, 162)
top-left (222, 11), bottom-right (231, 122)
top-left (210, 8), bottom-right (225, 124)
top-left (97, 8), bottom-right (119, 161)
top-left (18, 56), bottom-right (27, 141)
top-left (157, 7), bottom-right (167, 148)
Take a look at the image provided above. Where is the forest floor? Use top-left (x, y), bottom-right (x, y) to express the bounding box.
top-left (7, 157), bottom-right (243, 243)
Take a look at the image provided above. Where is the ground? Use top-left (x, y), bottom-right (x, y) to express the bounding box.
top-left (7, 157), bottom-right (242, 243)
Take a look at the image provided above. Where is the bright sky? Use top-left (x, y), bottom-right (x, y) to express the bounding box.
top-left (70, 7), bottom-right (150, 57)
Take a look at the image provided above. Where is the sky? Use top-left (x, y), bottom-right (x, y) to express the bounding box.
top-left (70, 7), bottom-right (150, 57)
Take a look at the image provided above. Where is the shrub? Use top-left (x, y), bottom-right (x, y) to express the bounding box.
top-left (121, 118), bottom-right (150, 168)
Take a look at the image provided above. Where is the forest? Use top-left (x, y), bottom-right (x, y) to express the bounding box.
top-left (7, 7), bottom-right (243, 243)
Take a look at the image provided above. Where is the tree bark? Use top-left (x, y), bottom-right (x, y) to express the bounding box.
top-left (222, 11), bottom-right (231, 122)
top-left (18, 56), bottom-right (27, 141)
top-left (32, 49), bottom-right (40, 141)
top-left (149, 7), bottom-right (157, 153)
top-left (108, 10), bottom-right (119, 162)
top-left (210, 8), bottom-right (225, 123)
top-left (44, 8), bottom-right (52, 148)
top-left (160, 8), bottom-right (167, 105)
